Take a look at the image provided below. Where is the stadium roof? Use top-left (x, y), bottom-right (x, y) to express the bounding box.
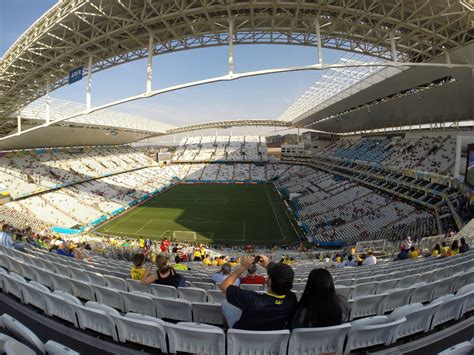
top-left (17, 97), bottom-right (174, 134)
top-left (0, 0), bottom-right (472, 142)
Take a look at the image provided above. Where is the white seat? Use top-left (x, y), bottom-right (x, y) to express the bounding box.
top-left (17, 282), bottom-right (48, 312)
top-left (42, 293), bottom-right (79, 326)
top-left (193, 282), bottom-right (216, 291)
top-left (150, 284), bottom-right (178, 298)
top-left (53, 290), bottom-right (82, 305)
top-left (50, 274), bottom-right (73, 294)
top-left (109, 313), bottom-right (167, 351)
top-left (438, 341), bottom-right (474, 355)
top-left (335, 278), bottom-right (354, 287)
top-left (126, 278), bottom-right (150, 293)
top-left (350, 294), bottom-right (387, 320)
top-left (166, 322), bottom-right (225, 355)
top-left (288, 323), bottom-right (351, 355)
top-left (207, 290), bottom-right (226, 304)
top-left (70, 279), bottom-right (95, 301)
top-left (75, 304), bottom-right (118, 340)
top-left (1, 314), bottom-right (46, 354)
top-left (153, 297), bottom-right (193, 322)
top-left (227, 329), bottom-right (290, 355)
top-left (410, 282), bottom-right (437, 304)
top-left (121, 291), bottom-right (156, 316)
top-left (241, 284), bottom-right (264, 292)
top-left (389, 303), bottom-right (440, 339)
top-left (430, 294), bottom-right (465, 330)
top-left (353, 282), bottom-right (377, 297)
top-left (292, 283), bottom-right (306, 292)
top-left (433, 276), bottom-right (457, 300)
top-left (2, 274), bottom-right (24, 300)
top-left (92, 284), bottom-right (124, 311)
top-left (458, 286), bottom-right (474, 316)
top-left (30, 267), bottom-right (54, 289)
top-left (345, 317), bottom-right (406, 352)
top-left (85, 271), bottom-right (106, 286)
top-left (0, 333), bottom-right (36, 355)
top-left (335, 285), bottom-right (353, 300)
top-left (178, 287), bottom-right (207, 302)
top-left (44, 340), bottom-right (80, 355)
top-left (376, 279), bottom-right (400, 294)
top-left (119, 313), bottom-right (168, 351)
top-left (382, 287), bottom-right (415, 313)
top-left (192, 302), bottom-right (224, 325)
top-left (104, 275), bottom-right (128, 291)
top-left (85, 301), bottom-right (121, 317)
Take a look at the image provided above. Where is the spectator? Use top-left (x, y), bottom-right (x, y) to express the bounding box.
top-left (193, 248), bottom-right (202, 261)
top-left (362, 251), bottom-right (376, 266)
top-left (289, 269), bottom-right (349, 328)
top-left (431, 244), bottom-right (442, 257)
top-left (130, 253), bottom-right (146, 280)
top-left (444, 240), bottom-right (459, 257)
top-left (173, 255), bottom-right (190, 271)
top-left (401, 236), bottom-right (412, 251)
top-left (440, 241), bottom-right (449, 254)
top-left (408, 246), bottom-right (419, 259)
top-left (240, 264), bottom-right (265, 285)
top-left (343, 255), bottom-right (357, 267)
top-left (142, 254), bottom-right (184, 288)
top-left (0, 224), bottom-right (25, 251)
top-left (219, 255), bottom-right (297, 330)
top-left (213, 263), bottom-right (240, 286)
top-left (459, 237), bottom-right (470, 253)
top-left (202, 254), bottom-right (211, 266)
top-left (56, 241), bottom-right (75, 258)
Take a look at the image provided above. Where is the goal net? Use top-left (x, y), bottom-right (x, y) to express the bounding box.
top-left (172, 231), bottom-right (197, 242)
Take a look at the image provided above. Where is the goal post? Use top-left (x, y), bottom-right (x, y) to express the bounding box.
top-left (172, 230), bottom-right (197, 242)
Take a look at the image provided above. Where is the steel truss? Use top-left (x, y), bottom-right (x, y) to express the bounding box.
top-left (1, 0), bottom-right (472, 122)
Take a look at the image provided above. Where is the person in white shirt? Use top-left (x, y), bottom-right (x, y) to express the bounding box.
top-left (362, 251), bottom-right (377, 266)
top-left (401, 236), bottom-right (412, 251)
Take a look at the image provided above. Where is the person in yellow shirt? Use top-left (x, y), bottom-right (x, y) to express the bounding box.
top-left (431, 244), bottom-right (441, 257)
top-left (217, 257), bottom-right (225, 266)
top-left (444, 240), bottom-right (459, 257)
top-left (130, 253), bottom-right (146, 280)
top-left (139, 237), bottom-right (145, 249)
top-left (202, 255), bottom-right (212, 266)
top-left (193, 249), bottom-right (202, 261)
top-left (408, 246), bottom-right (419, 259)
top-left (211, 258), bottom-right (218, 267)
top-left (440, 241), bottom-right (449, 254)
top-left (173, 256), bottom-right (189, 271)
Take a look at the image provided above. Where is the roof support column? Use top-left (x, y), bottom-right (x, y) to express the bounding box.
top-left (228, 19), bottom-right (234, 77)
top-left (315, 18), bottom-right (323, 65)
top-left (86, 54), bottom-right (93, 110)
top-left (45, 79), bottom-right (50, 124)
top-left (390, 32), bottom-right (397, 63)
top-left (17, 112), bottom-right (21, 134)
top-left (146, 35), bottom-right (154, 95)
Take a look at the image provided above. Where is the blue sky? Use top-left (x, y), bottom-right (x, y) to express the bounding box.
top-left (1, 0), bottom-right (344, 127)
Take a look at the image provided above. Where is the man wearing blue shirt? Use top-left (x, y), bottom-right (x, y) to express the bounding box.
top-left (219, 255), bottom-right (297, 330)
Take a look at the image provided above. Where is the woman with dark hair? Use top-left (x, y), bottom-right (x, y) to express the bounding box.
top-left (444, 240), bottom-right (460, 257)
top-left (142, 254), bottom-right (184, 288)
top-left (290, 268), bottom-right (349, 329)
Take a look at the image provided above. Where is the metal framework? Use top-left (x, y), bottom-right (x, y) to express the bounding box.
top-left (278, 52), bottom-right (388, 122)
top-left (1, 0), bottom-right (472, 122)
top-left (18, 97), bottom-right (173, 134)
top-left (165, 119), bottom-right (290, 134)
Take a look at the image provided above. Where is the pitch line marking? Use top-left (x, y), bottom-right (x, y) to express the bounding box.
top-left (265, 184), bottom-right (285, 241)
top-left (134, 219), bottom-right (155, 235)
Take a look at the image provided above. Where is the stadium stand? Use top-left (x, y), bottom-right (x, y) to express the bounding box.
top-left (173, 136), bottom-right (268, 162)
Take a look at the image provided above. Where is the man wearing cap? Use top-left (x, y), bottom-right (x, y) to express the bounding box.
top-left (219, 255), bottom-right (297, 330)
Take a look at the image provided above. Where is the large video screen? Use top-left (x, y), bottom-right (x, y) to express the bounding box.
top-left (466, 144), bottom-right (474, 187)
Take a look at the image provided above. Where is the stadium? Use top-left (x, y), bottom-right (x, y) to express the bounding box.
top-left (0, 0), bottom-right (473, 354)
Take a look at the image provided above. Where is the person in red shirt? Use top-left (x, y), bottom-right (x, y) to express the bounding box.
top-left (240, 264), bottom-right (265, 285)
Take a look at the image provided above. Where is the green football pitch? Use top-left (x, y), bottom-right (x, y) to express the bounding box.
top-left (95, 183), bottom-right (298, 244)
